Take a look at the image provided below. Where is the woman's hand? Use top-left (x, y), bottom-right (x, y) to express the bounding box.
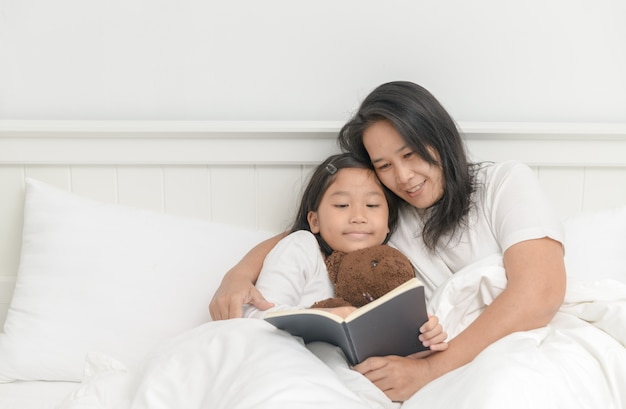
top-left (208, 233), bottom-right (287, 320)
top-left (209, 272), bottom-right (274, 320)
top-left (353, 314), bottom-right (446, 401)
top-left (353, 355), bottom-right (435, 402)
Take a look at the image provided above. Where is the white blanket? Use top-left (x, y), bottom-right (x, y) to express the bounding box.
top-left (58, 256), bottom-right (626, 409)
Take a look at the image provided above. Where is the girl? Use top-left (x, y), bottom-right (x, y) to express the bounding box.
top-left (243, 153), bottom-right (447, 353)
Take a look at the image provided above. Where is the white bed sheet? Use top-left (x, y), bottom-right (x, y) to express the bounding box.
top-left (54, 254), bottom-right (626, 409)
top-left (0, 381), bottom-right (79, 409)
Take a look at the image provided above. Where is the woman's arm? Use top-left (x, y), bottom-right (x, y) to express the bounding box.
top-left (209, 232), bottom-right (288, 320)
top-left (354, 237), bottom-right (566, 401)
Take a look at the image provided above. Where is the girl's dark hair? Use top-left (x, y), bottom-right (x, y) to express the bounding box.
top-left (337, 81), bottom-right (475, 250)
top-left (291, 153), bottom-right (399, 256)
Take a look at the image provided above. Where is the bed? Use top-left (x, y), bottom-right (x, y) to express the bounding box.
top-left (1, 120), bottom-right (625, 408)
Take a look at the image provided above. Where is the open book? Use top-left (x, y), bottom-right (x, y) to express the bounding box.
top-left (264, 278), bottom-right (428, 366)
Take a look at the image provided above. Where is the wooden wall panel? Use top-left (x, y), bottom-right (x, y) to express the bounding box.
top-left (24, 165), bottom-right (71, 188)
top-left (256, 166), bottom-right (303, 233)
top-left (117, 167), bottom-right (165, 213)
top-left (537, 167), bottom-right (585, 220)
top-left (0, 166), bottom-right (25, 281)
top-left (163, 166), bottom-right (211, 221)
top-left (70, 166), bottom-right (119, 204)
top-left (210, 166), bottom-right (257, 228)
top-left (582, 168), bottom-right (626, 213)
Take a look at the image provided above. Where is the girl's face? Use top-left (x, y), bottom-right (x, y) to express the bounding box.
top-left (362, 120), bottom-right (444, 210)
top-left (307, 168), bottom-right (390, 254)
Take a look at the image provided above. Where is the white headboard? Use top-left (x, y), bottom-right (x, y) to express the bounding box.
top-left (1, 120), bottom-right (626, 326)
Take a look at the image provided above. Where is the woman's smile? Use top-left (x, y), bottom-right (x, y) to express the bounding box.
top-left (406, 179), bottom-right (426, 197)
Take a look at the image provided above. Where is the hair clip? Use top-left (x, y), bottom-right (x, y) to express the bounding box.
top-left (325, 163), bottom-right (338, 175)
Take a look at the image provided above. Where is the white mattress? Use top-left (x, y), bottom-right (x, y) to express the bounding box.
top-left (0, 381), bottom-right (79, 409)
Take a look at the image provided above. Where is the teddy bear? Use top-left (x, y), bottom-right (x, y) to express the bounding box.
top-left (311, 244), bottom-right (415, 309)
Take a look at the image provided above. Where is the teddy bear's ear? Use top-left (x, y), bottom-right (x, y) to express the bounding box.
top-left (324, 251), bottom-right (345, 283)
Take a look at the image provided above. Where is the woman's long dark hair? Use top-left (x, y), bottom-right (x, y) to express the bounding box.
top-left (337, 81), bottom-right (476, 251)
top-left (291, 153), bottom-right (400, 256)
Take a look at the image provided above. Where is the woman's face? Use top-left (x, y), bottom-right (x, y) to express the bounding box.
top-left (307, 168), bottom-right (390, 254)
top-left (362, 120), bottom-right (444, 210)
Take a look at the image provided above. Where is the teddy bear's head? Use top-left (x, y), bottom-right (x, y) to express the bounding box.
top-left (311, 244), bottom-right (415, 309)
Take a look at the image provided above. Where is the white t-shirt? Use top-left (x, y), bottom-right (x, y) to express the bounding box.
top-left (389, 161), bottom-right (564, 299)
top-left (243, 230), bottom-right (333, 319)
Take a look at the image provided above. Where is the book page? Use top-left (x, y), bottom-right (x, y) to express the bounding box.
top-left (265, 307), bottom-right (344, 323)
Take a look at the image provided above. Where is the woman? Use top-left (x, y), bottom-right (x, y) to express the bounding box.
top-left (209, 81), bottom-right (566, 401)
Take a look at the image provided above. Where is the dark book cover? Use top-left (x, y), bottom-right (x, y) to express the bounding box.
top-left (264, 278), bottom-right (428, 365)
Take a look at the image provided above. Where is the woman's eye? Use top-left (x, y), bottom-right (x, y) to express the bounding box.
top-left (403, 151), bottom-right (414, 159)
top-left (377, 163), bottom-right (391, 171)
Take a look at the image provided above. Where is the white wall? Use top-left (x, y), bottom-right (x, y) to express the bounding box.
top-left (1, 0), bottom-right (625, 122)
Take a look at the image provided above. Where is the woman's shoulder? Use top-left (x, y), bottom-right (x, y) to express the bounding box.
top-left (475, 160), bottom-right (532, 180)
top-left (474, 160), bottom-right (536, 191)
top-left (470, 160), bottom-right (545, 220)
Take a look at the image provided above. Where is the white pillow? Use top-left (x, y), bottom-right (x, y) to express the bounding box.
top-left (0, 178), bottom-right (272, 382)
top-left (563, 206), bottom-right (626, 283)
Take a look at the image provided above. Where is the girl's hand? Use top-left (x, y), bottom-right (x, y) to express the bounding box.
top-left (410, 315), bottom-right (447, 357)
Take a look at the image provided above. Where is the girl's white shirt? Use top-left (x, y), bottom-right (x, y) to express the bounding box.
top-left (243, 230), bottom-right (333, 319)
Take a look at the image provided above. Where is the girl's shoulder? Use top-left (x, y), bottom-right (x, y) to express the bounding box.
top-left (265, 230), bottom-right (324, 271)
top-left (283, 229), bottom-right (318, 242)
top-left (273, 230), bottom-right (320, 253)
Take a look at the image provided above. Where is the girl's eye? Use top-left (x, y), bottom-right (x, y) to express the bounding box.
top-left (333, 204), bottom-right (349, 208)
top-left (366, 204), bottom-right (380, 208)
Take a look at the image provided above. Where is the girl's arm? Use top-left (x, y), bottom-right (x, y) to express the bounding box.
top-left (243, 231), bottom-right (330, 319)
top-left (209, 231), bottom-right (288, 320)
top-left (354, 237), bottom-right (565, 401)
